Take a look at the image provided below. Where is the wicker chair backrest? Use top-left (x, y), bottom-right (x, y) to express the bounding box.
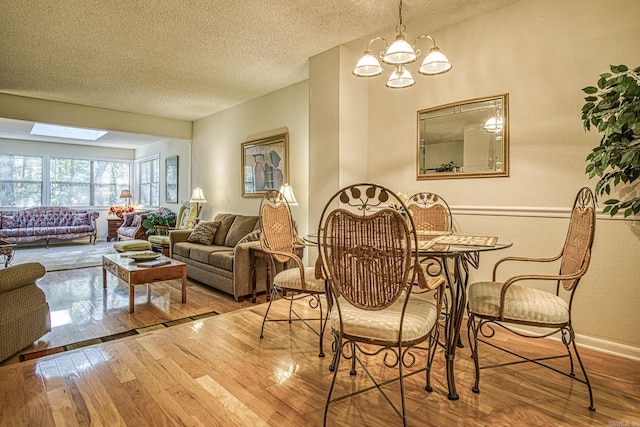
top-left (559, 187), bottom-right (596, 291)
top-left (259, 192), bottom-right (295, 264)
top-left (406, 192), bottom-right (452, 232)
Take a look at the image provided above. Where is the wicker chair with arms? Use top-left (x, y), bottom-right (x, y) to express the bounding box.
top-left (258, 190), bottom-right (327, 358)
top-left (467, 187), bottom-right (596, 411)
top-left (317, 183), bottom-right (445, 427)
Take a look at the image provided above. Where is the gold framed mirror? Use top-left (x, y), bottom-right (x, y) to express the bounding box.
top-left (417, 94), bottom-right (509, 180)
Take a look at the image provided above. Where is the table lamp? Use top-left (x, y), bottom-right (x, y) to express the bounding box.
top-left (189, 187), bottom-right (207, 220)
top-left (279, 183), bottom-right (298, 206)
top-left (119, 189), bottom-right (132, 206)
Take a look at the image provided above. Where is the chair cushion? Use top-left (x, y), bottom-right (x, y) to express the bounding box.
top-left (468, 281), bottom-right (569, 324)
top-left (113, 240), bottom-right (152, 252)
top-left (330, 295), bottom-right (438, 344)
top-left (148, 235), bottom-right (169, 245)
top-left (273, 267), bottom-right (325, 293)
top-left (187, 221), bottom-right (220, 245)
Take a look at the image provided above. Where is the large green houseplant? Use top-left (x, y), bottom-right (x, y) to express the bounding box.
top-left (142, 210), bottom-right (176, 235)
top-left (582, 64), bottom-right (640, 217)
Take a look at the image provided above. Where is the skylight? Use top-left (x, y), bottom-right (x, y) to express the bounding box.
top-left (31, 123), bottom-right (108, 141)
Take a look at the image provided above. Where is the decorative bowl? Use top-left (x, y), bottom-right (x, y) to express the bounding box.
top-left (129, 251), bottom-right (160, 261)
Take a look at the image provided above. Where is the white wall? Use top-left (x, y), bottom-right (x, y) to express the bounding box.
top-left (191, 81), bottom-right (309, 233)
top-left (357, 0), bottom-right (640, 356)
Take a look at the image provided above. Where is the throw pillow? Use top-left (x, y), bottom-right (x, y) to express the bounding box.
top-left (122, 212), bottom-right (136, 227)
top-left (131, 214), bottom-right (143, 227)
top-left (236, 229), bottom-right (261, 245)
top-left (187, 221), bottom-right (221, 245)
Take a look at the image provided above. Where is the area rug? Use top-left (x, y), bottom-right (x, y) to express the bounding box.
top-left (10, 241), bottom-right (117, 271)
top-left (19, 310), bottom-right (219, 362)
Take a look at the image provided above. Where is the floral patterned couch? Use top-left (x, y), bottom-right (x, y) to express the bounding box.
top-left (0, 207), bottom-right (99, 247)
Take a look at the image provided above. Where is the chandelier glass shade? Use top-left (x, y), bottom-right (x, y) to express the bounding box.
top-left (352, 0), bottom-right (452, 89)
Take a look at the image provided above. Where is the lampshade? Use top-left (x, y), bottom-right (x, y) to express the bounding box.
top-left (352, 0), bottom-right (452, 89)
top-left (189, 187), bottom-right (207, 203)
top-left (279, 183), bottom-right (298, 206)
top-left (382, 35), bottom-right (417, 65)
top-left (119, 189), bottom-right (132, 199)
top-left (418, 47), bottom-right (452, 75)
top-left (386, 66), bottom-right (415, 89)
top-left (353, 51), bottom-right (383, 77)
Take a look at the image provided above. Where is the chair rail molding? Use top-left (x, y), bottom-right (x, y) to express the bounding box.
top-left (451, 205), bottom-right (637, 221)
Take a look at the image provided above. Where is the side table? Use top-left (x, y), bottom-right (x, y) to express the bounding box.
top-left (107, 218), bottom-right (124, 242)
top-left (249, 244), bottom-right (304, 303)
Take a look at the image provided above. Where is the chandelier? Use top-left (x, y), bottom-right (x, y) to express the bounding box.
top-left (352, 0), bottom-right (452, 89)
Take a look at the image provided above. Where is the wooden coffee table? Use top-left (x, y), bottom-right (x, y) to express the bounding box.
top-left (102, 253), bottom-right (187, 313)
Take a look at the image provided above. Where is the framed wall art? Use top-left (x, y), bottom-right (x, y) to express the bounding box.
top-left (241, 133), bottom-right (289, 197)
top-left (165, 155), bottom-right (178, 203)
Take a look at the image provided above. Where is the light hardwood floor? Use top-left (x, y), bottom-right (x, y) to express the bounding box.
top-left (1, 265), bottom-right (266, 365)
top-left (0, 277), bottom-right (638, 426)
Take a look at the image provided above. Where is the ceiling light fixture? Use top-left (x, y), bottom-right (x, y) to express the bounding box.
top-left (30, 123), bottom-right (108, 141)
top-left (353, 0), bottom-right (452, 89)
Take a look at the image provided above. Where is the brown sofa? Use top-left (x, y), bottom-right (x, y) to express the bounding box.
top-left (169, 213), bottom-right (267, 301)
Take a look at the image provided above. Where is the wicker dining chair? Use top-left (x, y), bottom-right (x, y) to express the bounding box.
top-left (258, 190), bottom-right (327, 358)
top-left (317, 183), bottom-right (445, 427)
top-left (467, 187), bottom-right (596, 410)
top-left (405, 191), bottom-right (454, 285)
top-left (405, 191), bottom-right (453, 233)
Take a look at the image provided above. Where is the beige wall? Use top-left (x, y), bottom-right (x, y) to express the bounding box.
top-left (191, 81), bottom-right (309, 233)
top-left (306, 0), bottom-right (640, 357)
top-left (136, 140), bottom-right (192, 211)
top-left (0, 93), bottom-right (192, 140)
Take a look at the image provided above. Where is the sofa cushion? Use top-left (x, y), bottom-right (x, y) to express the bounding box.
top-left (212, 214), bottom-right (237, 246)
top-left (1, 216), bottom-right (17, 229)
top-left (187, 221), bottom-right (220, 245)
top-left (225, 215), bottom-right (259, 247)
top-left (209, 251), bottom-right (234, 271)
top-left (72, 213), bottom-right (89, 226)
top-left (190, 244), bottom-right (231, 265)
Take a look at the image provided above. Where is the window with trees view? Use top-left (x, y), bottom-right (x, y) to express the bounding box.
top-left (0, 155), bottom-right (43, 207)
top-left (138, 157), bottom-right (159, 207)
top-left (0, 154), bottom-right (131, 208)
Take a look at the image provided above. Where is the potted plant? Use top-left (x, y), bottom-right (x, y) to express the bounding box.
top-left (142, 210), bottom-right (177, 235)
top-left (582, 64), bottom-right (640, 217)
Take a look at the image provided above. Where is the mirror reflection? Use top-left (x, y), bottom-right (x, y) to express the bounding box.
top-left (417, 94), bottom-right (509, 179)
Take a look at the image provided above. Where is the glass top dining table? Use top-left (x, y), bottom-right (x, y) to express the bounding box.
top-left (414, 231), bottom-right (512, 400)
top-left (307, 231), bottom-right (513, 401)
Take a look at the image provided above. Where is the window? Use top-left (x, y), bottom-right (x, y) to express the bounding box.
top-left (138, 157), bottom-right (159, 207)
top-left (50, 158), bottom-right (91, 206)
top-left (0, 155), bottom-right (43, 207)
top-left (94, 161), bottom-right (130, 206)
top-left (0, 154), bottom-right (131, 208)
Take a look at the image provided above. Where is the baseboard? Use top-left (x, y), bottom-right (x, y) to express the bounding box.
top-left (506, 324), bottom-right (640, 362)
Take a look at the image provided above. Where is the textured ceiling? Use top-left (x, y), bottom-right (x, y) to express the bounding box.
top-left (1, 0), bottom-right (518, 123)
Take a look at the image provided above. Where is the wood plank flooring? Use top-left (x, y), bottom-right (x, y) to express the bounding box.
top-left (1, 288), bottom-right (638, 426)
top-left (1, 266), bottom-right (265, 365)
